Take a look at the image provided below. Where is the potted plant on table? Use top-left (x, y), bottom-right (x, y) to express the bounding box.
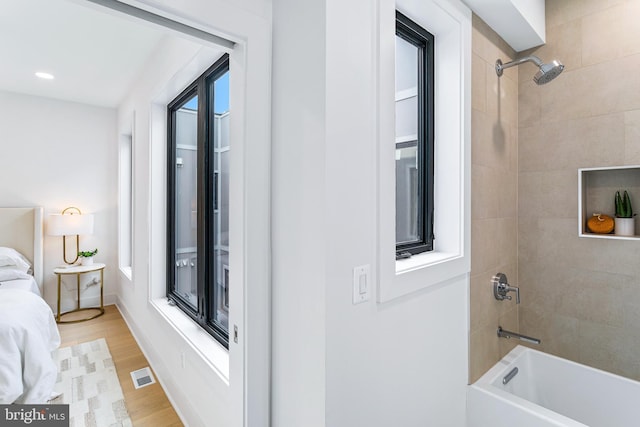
top-left (78, 248), bottom-right (98, 266)
top-left (614, 190), bottom-right (636, 236)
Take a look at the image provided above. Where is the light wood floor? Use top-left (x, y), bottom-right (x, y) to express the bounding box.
top-left (57, 305), bottom-right (183, 427)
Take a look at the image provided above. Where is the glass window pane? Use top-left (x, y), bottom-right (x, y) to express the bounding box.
top-left (395, 33), bottom-right (421, 246)
top-left (174, 94), bottom-right (198, 309)
top-left (395, 96), bottom-right (418, 140)
top-left (396, 145), bottom-right (420, 243)
top-left (395, 36), bottom-right (418, 140)
top-left (119, 134), bottom-right (133, 271)
top-left (396, 36), bottom-right (418, 92)
top-left (212, 71), bottom-right (230, 333)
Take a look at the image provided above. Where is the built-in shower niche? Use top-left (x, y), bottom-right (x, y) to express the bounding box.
top-left (579, 165), bottom-right (640, 239)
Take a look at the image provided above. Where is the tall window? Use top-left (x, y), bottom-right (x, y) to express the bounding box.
top-left (395, 11), bottom-right (435, 259)
top-left (119, 133), bottom-right (133, 276)
top-left (167, 54), bottom-right (230, 347)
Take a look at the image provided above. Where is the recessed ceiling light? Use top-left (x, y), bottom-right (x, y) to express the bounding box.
top-left (35, 72), bottom-right (54, 80)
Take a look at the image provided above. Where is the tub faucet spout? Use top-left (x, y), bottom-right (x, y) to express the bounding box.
top-left (493, 273), bottom-right (520, 304)
top-left (497, 327), bottom-right (541, 345)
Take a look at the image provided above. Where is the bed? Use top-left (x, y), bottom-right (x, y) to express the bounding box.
top-left (0, 207), bottom-right (61, 404)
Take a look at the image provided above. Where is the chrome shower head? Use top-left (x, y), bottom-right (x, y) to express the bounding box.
top-left (495, 55), bottom-right (564, 85)
top-left (533, 59), bottom-right (564, 85)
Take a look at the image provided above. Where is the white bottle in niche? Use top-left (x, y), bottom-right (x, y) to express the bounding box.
top-left (614, 218), bottom-right (635, 236)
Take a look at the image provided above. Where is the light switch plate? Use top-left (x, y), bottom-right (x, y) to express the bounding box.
top-left (352, 264), bottom-right (370, 304)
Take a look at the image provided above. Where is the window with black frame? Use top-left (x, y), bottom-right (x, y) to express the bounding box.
top-left (395, 11), bottom-right (435, 259)
top-left (167, 54), bottom-right (230, 348)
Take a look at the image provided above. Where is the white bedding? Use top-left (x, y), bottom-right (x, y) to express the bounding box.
top-left (0, 289), bottom-right (60, 403)
top-left (0, 276), bottom-right (41, 296)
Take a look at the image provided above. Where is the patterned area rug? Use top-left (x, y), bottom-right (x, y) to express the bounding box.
top-left (50, 338), bottom-right (132, 427)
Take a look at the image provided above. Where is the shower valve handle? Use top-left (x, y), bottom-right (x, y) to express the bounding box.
top-left (492, 273), bottom-right (520, 304)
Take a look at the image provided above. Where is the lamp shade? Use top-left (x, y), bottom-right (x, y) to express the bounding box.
top-left (47, 213), bottom-right (94, 236)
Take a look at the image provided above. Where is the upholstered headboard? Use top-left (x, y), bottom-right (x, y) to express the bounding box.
top-left (0, 207), bottom-right (44, 294)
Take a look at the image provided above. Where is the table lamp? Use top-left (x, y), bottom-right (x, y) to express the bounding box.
top-left (47, 207), bottom-right (94, 265)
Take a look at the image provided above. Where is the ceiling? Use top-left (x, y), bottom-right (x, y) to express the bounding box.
top-left (0, 0), bottom-right (172, 108)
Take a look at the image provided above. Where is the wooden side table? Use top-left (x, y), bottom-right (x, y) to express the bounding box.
top-left (54, 263), bottom-right (105, 323)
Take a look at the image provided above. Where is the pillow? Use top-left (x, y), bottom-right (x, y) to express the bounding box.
top-left (0, 268), bottom-right (31, 282)
top-left (0, 247), bottom-right (31, 273)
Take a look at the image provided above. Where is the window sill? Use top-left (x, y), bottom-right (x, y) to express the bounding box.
top-left (150, 297), bottom-right (229, 384)
top-left (395, 250), bottom-right (460, 274)
top-left (379, 248), bottom-right (469, 302)
top-left (119, 266), bottom-right (132, 282)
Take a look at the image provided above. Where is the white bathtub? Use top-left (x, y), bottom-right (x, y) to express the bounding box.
top-left (467, 345), bottom-right (640, 427)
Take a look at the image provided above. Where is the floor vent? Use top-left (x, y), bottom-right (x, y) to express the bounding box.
top-left (130, 367), bottom-right (156, 389)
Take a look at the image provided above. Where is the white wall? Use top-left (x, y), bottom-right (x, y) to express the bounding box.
top-left (0, 90), bottom-right (117, 311)
top-left (271, 0), bottom-right (327, 424)
top-left (2, 0), bottom-right (472, 425)
top-left (271, 0), bottom-right (470, 426)
top-left (115, 36), bottom-right (233, 427)
top-left (114, 0), bottom-right (272, 425)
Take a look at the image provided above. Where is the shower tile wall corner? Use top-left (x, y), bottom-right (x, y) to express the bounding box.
top-left (469, 14), bottom-right (520, 384)
top-left (518, 0), bottom-right (640, 381)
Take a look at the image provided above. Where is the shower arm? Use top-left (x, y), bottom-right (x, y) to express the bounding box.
top-left (496, 55), bottom-right (543, 76)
